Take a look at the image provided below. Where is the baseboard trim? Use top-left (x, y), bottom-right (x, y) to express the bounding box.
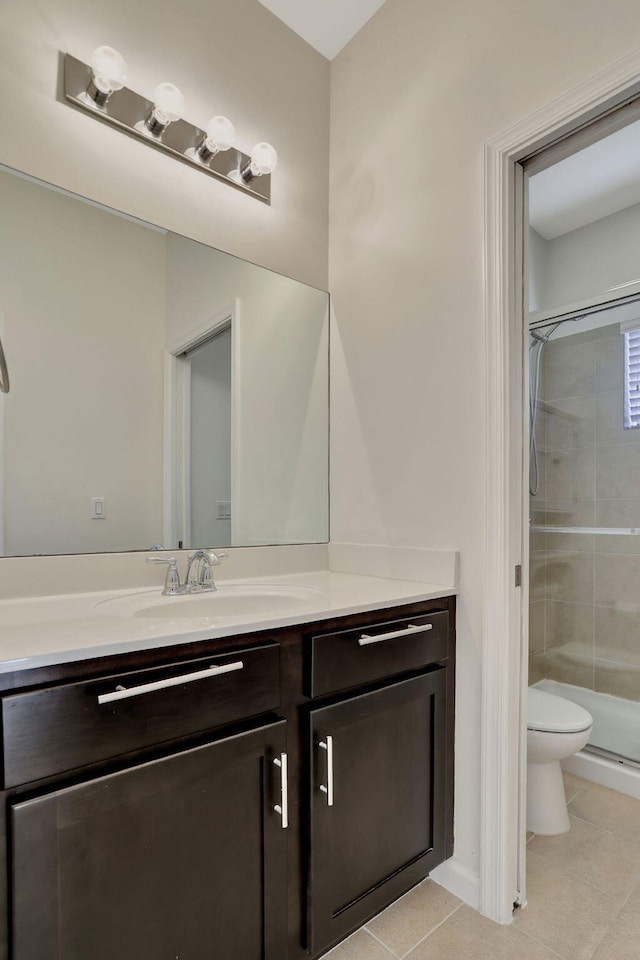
top-left (562, 750), bottom-right (640, 800)
top-left (429, 858), bottom-right (481, 912)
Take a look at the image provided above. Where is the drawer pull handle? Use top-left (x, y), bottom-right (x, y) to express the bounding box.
top-left (319, 736), bottom-right (334, 807)
top-left (358, 623), bottom-right (432, 646)
top-left (97, 660), bottom-right (244, 704)
top-left (273, 753), bottom-right (289, 829)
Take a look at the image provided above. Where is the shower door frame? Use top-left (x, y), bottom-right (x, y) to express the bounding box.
top-left (483, 49), bottom-right (640, 925)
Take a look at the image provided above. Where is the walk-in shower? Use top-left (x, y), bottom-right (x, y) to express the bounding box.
top-left (528, 310), bottom-right (640, 769)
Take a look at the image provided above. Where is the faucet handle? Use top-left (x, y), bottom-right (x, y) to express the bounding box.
top-left (146, 556), bottom-right (183, 596)
top-left (146, 555), bottom-right (177, 565)
top-left (209, 551), bottom-right (228, 565)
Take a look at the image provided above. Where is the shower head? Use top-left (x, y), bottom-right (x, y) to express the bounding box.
top-left (530, 328), bottom-right (548, 342)
top-left (530, 315), bottom-right (584, 344)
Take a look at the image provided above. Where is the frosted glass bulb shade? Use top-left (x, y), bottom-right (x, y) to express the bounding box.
top-left (90, 46), bottom-right (127, 94)
top-left (250, 142), bottom-right (278, 176)
top-left (205, 116), bottom-right (236, 153)
top-left (151, 82), bottom-right (185, 124)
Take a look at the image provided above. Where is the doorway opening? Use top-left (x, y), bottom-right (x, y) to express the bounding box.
top-left (524, 109), bottom-right (640, 778)
top-left (483, 52), bottom-right (640, 924)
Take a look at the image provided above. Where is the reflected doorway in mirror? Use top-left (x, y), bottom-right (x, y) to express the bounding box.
top-left (165, 304), bottom-right (237, 551)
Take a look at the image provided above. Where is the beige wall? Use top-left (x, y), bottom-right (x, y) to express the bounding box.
top-left (0, 0), bottom-right (329, 290)
top-left (329, 0), bottom-right (640, 891)
top-left (531, 203), bottom-right (640, 312)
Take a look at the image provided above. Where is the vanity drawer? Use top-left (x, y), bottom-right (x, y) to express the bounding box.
top-left (1, 642), bottom-right (280, 788)
top-left (308, 611), bottom-right (448, 698)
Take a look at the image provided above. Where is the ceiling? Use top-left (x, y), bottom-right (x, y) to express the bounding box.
top-left (529, 117), bottom-right (640, 240)
top-left (256, 0), bottom-right (388, 60)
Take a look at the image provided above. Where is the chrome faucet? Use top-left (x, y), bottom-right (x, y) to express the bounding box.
top-left (185, 549), bottom-right (228, 593)
top-left (146, 550), bottom-right (228, 596)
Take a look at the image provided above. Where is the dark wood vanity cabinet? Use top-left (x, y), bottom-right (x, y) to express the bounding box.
top-left (308, 671), bottom-right (447, 955)
top-left (11, 720), bottom-right (288, 960)
top-left (0, 595), bottom-right (455, 960)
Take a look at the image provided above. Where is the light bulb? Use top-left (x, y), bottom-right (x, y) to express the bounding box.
top-left (151, 82), bottom-right (185, 124)
top-left (87, 46), bottom-right (127, 107)
top-left (240, 142), bottom-right (278, 183)
top-left (196, 116), bottom-right (236, 163)
top-left (250, 142), bottom-right (278, 176)
top-left (205, 116), bottom-right (235, 152)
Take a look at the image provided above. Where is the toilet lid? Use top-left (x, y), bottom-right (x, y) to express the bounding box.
top-left (527, 687), bottom-right (592, 733)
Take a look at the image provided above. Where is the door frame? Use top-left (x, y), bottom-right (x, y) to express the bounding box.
top-left (0, 311), bottom-right (5, 555)
top-left (163, 300), bottom-right (240, 549)
top-left (482, 48), bottom-right (640, 924)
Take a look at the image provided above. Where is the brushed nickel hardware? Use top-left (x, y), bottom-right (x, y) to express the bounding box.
top-left (63, 53), bottom-right (275, 204)
top-left (97, 660), bottom-right (244, 704)
top-left (273, 753), bottom-right (289, 829)
top-left (358, 623), bottom-right (432, 646)
top-left (319, 736), bottom-right (334, 807)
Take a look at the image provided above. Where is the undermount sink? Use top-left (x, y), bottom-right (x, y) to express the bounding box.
top-left (95, 583), bottom-right (324, 621)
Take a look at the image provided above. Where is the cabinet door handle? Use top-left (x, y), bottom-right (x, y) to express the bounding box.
top-left (358, 623), bottom-right (432, 646)
top-left (319, 736), bottom-right (334, 807)
top-left (97, 660), bottom-right (244, 704)
top-left (273, 753), bottom-right (289, 829)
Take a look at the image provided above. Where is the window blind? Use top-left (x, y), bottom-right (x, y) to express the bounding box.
top-left (624, 327), bottom-right (640, 430)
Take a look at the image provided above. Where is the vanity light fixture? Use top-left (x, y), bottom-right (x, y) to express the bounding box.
top-left (63, 49), bottom-right (275, 203)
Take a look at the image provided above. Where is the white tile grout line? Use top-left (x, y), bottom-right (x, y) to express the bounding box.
top-left (564, 777), bottom-right (589, 804)
top-left (584, 868), bottom-right (640, 960)
top-left (560, 808), bottom-right (640, 849)
top-left (363, 927), bottom-right (402, 959)
top-left (333, 878), bottom-right (436, 959)
top-left (367, 902), bottom-right (464, 960)
top-left (515, 924), bottom-right (583, 960)
top-left (358, 876), bottom-right (439, 955)
top-left (525, 849), bottom-right (640, 910)
top-left (566, 810), bottom-right (640, 840)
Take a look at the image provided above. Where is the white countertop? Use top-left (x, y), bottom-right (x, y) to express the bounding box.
top-left (0, 571), bottom-right (455, 674)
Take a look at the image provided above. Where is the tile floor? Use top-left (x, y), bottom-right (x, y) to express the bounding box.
top-left (324, 774), bottom-right (640, 960)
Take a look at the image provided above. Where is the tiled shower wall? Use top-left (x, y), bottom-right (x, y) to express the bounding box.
top-left (529, 323), bottom-right (640, 701)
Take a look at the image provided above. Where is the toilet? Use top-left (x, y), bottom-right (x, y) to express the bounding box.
top-left (527, 686), bottom-right (593, 835)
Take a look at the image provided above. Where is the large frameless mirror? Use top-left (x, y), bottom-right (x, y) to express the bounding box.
top-left (0, 165), bottom-right (329, 557)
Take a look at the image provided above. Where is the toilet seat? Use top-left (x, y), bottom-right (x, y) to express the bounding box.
top-left (527, 687), bottom-right (592, 734)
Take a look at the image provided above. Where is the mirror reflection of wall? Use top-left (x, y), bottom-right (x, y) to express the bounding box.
top-left (0, 166), bottom-right (329, 557)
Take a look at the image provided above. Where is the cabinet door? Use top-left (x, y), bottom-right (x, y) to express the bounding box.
top-left (309, 671), bottom-right (446, 955)
top-left (11, 720), bottom-right (288, 960)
